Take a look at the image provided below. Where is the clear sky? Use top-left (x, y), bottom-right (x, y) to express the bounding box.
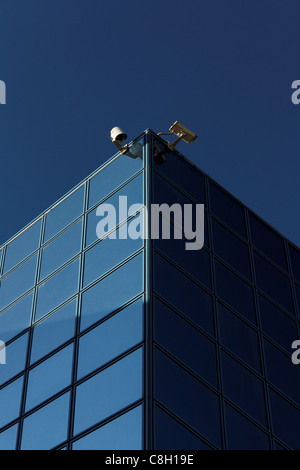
top-left (0, 0), bottom-right (299, 247)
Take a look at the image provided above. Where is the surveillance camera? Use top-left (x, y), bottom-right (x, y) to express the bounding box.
top-left (110, 127), bottom-right (127, 143)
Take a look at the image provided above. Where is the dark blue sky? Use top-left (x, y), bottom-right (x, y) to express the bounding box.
top-left (0, 0), bottom-right (299, 247)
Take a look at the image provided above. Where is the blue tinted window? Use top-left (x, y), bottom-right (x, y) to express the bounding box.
top-left (264, 340), bottom-right (300, 406)
top-left (154, 253), bottom-right (214, 336)
top-left (154, 298), bottom-right (218, 388)
top-left (0, 292), bottom-right (33, 343)
top-left (153, 221), bottom-right (211, 289)
top-left (40, 220), bottom-right (83, 281)
top-left (218, 303), bottom-right (261, 372)
top-left (221, 352), bottom-right (267, 426)
top-left (21, 392), bottom-right (70, 450)
top-left (35, 257), bottom-right (80, 322)
top-left (83, 214), bottom-right (144, 288)
top-left (289, 245), bottom-right (300, 283)
top-left (77, 298), bottom-right (143, 379)
top-left (74, 348), bottom-right (143, 436)
top-left (215, 260), bottom-right (256, 324)
top-left (86, 174), bottom-right (144, 248)
top-left (73, 405), bottom-right (143, 450)
top-left (254, 252), bottom-right (294, 314)
top-left (154, 348), bottom-right (221, 448)
top-left (0, 423), bottom-right (18, 450)
top-left (88, 151), bottom-right (143, 210)
top-left (0, 254), bottom-right (37, 312)
top-left (0, 333), bottom-right (28, 386)
top-left (225, 403), bottom-right (270, 450)
top-left (154, 406), bottom-right (212, 450)
top-left (31, 299), bottom-right (76, 364)
top-left (295, 283), bottom-right (300, 319)
top-left (0, 376), bottom-right (23, 429)
top-left (258, 294), bottom-right (298, 354)
top-left (3, 219), bottom-right (41, 275)
top-left (209, 180), bottom-right (247, 238)
top-left (80, 253), bottom-right (143, 332)
top-left (25, 344), bottom-right (73, 411)
top-left (212, 219), bottom-right (251, 280)
top-left (269, 389), bottom-right (300, 449)
top-left (152, 140), bottom-right (206, 204)
top-left (44, 185), bottom-right (85, 243)
top-left (249, 213), bottom-right (287, 271)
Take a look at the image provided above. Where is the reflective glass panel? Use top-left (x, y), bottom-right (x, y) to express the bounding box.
top-left (269, 389), bottom-right (300, 449)
top-left (154, 406), bottom-right (212, 450)
top-left (254, 252), bottom-right (294, 314)
top-left (21, 392), bottom-right (70, 450)
top-left (289, 244), bottom-right (300, 283)
top-left (152, 139), bottom-right (206, 204)
top-left (0, 423), bottom-right (18, 450)
top-left (0, 376), bottom-right (23, 428)
top-left (212, 219), bottom-right (251, 280)
top-left (218, 303), bottom-right (261, 372)
top-left (0, 292), bottom-right (33, 343)
top-left (35, 257), bottom-right (80, 322)
top-left (72, 405), bottom-right (143, 450)
top-left (83, 213), bottom-right (144, 288)
top-left (31, 299), bottom-right (77, 364)
top-left (88, 148), bottom-right (143, 210)
top-left (85, 173), bottom-right (143, 248)
top-left (44, 185), bottom-right (85, 243)
top-left (209, 180), bottom-right (247, 238)
top-left (249, 213), bottom-right (287, 271)
top-left (264, 340), bottom-right (300, 406)
top-left (154, 298), bottom-right (218, 388)
top-left (3, 219), bottom-right (41, 275)
top-left (258, 294), bottom-right (298, 354)
top-left (215, 260), bottom-right (256, 324)
top-left (0, 333), bottom-right (28, 386)
top-left (154, 253), bottom-right (214, 336)
top-left (153, 218), bottom-right (211, 289)
top-left (77, 298), bottom-right (143, 379)
top-left (0, 254), bottom-right (37, 312)
top-left (221, 351), bottom-right (267, 426)
top-left (154, 348), bottom-right (221, 447)
top-left (80, 253), bottom-right (143, 332)
top-left (25, 343), bottom-right (73, 411)
top-left (40, 220), bottom-right (83, 281)
top-left (225, 403), bottom-right (270, 450)
top-left (74, 348), bottom-right (143, 436)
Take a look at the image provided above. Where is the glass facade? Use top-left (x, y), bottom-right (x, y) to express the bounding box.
top-left (0, 131), bottom-right (299, 450)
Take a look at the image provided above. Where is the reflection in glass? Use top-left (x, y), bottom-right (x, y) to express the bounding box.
top-left (0, 333), bottom-right (28, 386)
top-left (0, 423), bottom-right (18, 450)
top-left (3, 219), bottom-right (41, 275)
top-left (0, 376), bottom-right (23, 428)
top-left (35, 258), bottom-right (80, 322)
top-left (77, 298), bottom-right (143, 379)
top-left (74, 348), bottom-right (143, 436)
top-left (85, 174), bottom-right (144, 248)
top-left (31, 299), bottom-right (77, 364)
top-left (88, 146), bottom-right (143, 210)
top-left (80, 253), bottom-right (144, 332)
top-left (154, 348), bottom-right (221, 447)
top-left (0, 254), bottom-right (37, 312)
top-left (21, 392), bottom-right (70, 450)
top-left (40, 220), bottom-right (83, 281)
top-left (44, 185), bottom-right (85, 243)
top-left (73, 405), bottom-right (143, 450)
top-left (25, 344), bottom-right (73, 411)
top-left (0, 292), bottom-right (33, 344)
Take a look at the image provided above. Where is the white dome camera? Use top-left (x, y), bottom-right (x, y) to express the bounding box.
top-left (110, 127), bottom-right (127, 144)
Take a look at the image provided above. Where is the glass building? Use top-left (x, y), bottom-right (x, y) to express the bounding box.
top-left (0, 129), bottom-right (299, 450)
